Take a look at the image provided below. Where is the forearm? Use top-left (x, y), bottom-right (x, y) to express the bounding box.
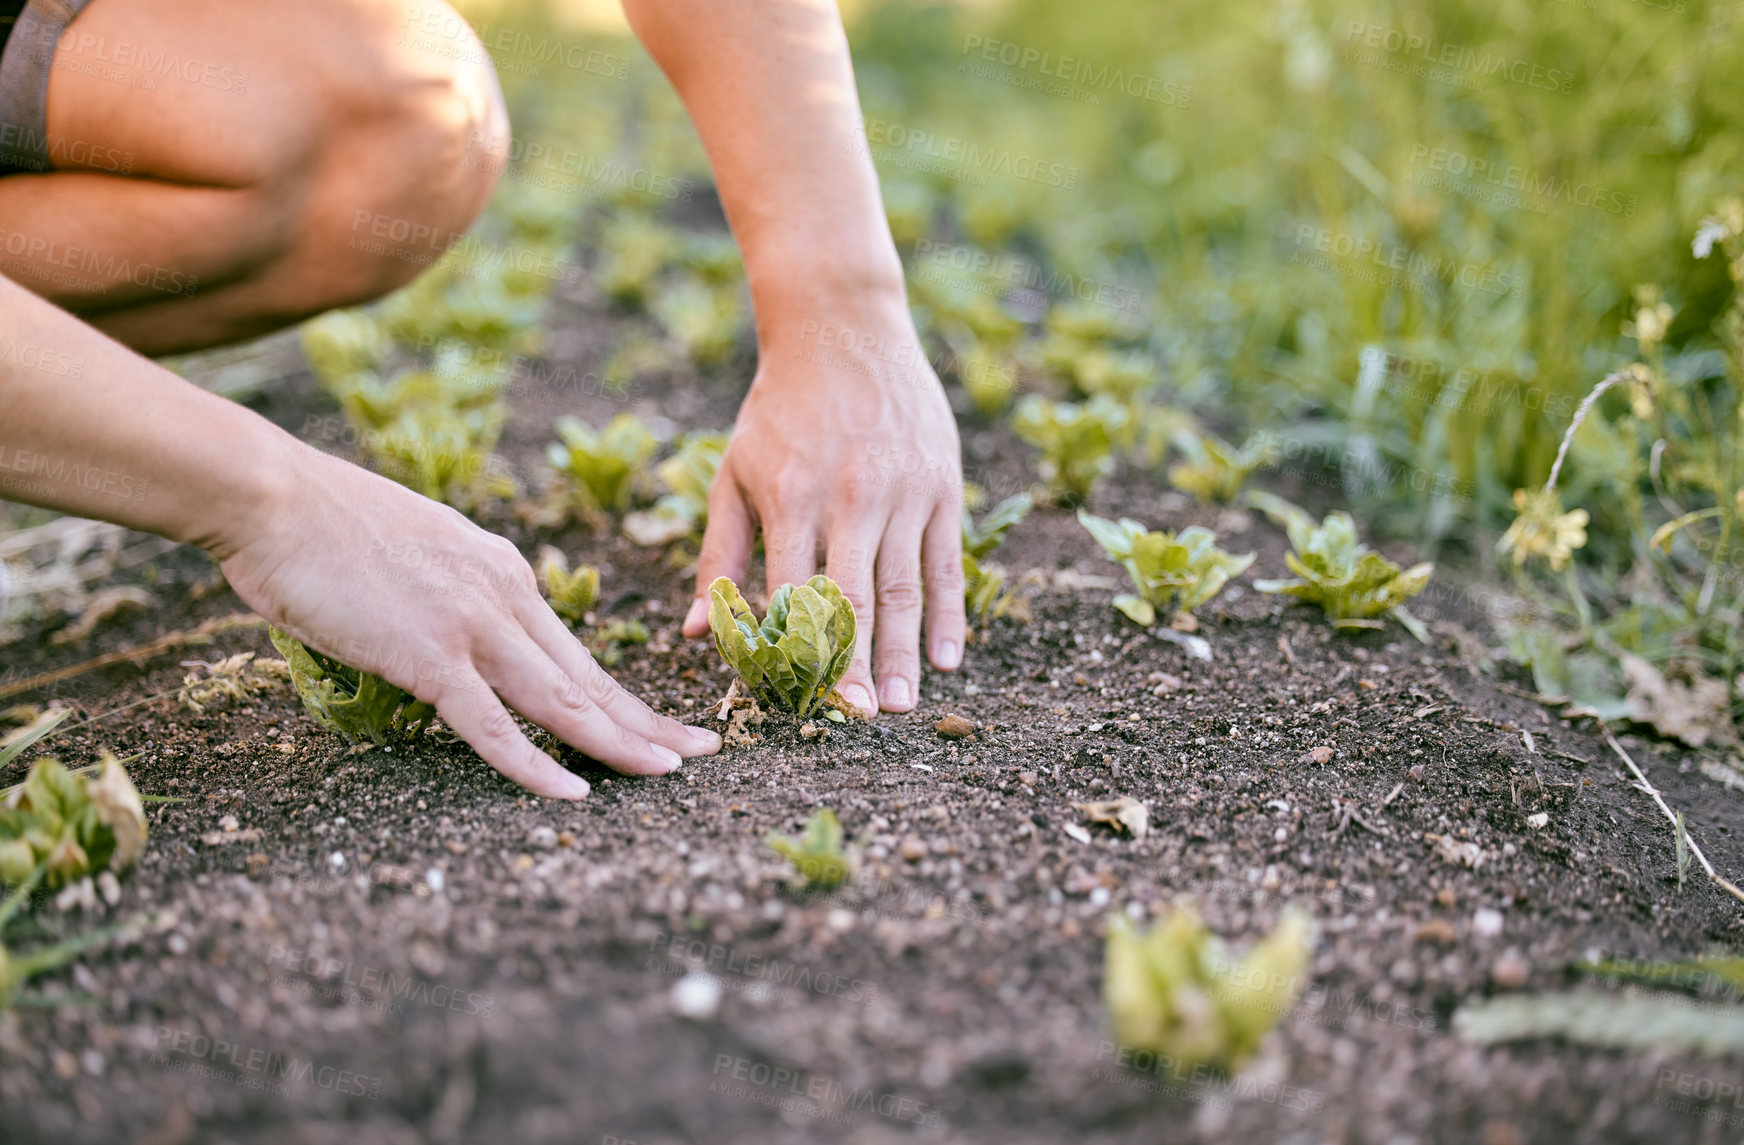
top-left (0, 275), bottom-right (291, 558)
top-left (620, 0), bottom-right (907, 330)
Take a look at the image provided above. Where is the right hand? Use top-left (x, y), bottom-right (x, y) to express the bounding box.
top-left (213, 443), bottom-right (719, 799)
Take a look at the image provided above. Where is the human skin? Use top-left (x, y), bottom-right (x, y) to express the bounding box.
top-left (0, 0), bottom-right (961, 796)
top-left (622, 0), bottom-right (966, 716)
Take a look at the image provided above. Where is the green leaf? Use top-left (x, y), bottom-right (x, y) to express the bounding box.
top-left (767, 809), bottom-right (853, 888)
top-left (708, 577), bottom-right (855, 717)
top-left (963, 494), bottom-right (1035, 560)
top-left (1254, 507), bottom-right (1431, 629)
top-left (1105, 903), bottom-right (1312, 1073)
top-left (1013, 395), bottom-right (1128, 503)
top-left (1080, 511), bottom-right (1252, 621)
top-left (268, 629), bottom-right (432, 745)
top-left (1455, 991), bottom-right (1744, 1056)
top-left (1113, 595), bottom-right (1157, 627)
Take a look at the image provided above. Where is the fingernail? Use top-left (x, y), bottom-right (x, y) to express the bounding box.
top-left (683, 598), bottom-right (707, 632)
top-left (937, 640), bottom-right (961, 670)
top-left (687, 725), bottom-right (722, 752)
top-left (881, 677), bottom-right (912, 709)
top-left (653, 746), bottom-right (682, 773)
top-left (842, 684), bottom-right (875, 715)
top-left (560, 773), bottom-right (592, 800)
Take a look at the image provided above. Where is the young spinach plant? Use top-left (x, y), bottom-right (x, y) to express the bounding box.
top-left (709, 576), bottom-right (855, 719)
top-left (1249, 493), bottom-right (1433, 638)
top-left (963, 493), bottom-right (1033, 621)
top-left (1078, 511), bottom-right (1254, 627)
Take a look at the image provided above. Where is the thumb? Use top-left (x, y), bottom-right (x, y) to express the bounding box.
top-left (682, 467), bottom-right (754, 637)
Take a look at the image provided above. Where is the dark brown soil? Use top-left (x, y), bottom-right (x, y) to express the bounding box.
top-left (4, 272), bottom-right (1744, 1145)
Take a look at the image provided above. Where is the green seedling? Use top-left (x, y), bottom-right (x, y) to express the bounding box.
top-left (1079, 512), bottom-right (1254, 627)
top-left (546, 413), bottom-right (658, 519)
top-left (268, 629), bottom-right (434, 745)
top-left (596, 215), bottom-right (680, 307)
top-left (300, 309), bottom-right (392, 390)
top-left (708, 576), bottom-right (855, 718)
top-left (537, 547), bottom-right (600, 624)
top-left (1167, 431), bottom-right (1272, 504)
top-left (0, 754), bottom-right (146, 890)
top-left (0, 707), bottom-right (73, 774)
top-left (588, 618), bottom-right (650, 667)
top-left (1249, 493), bottom-right (1433, 638)
top-left (963, 494), bottom-right (1033, 621)
top-left (652, 278), bottom-right (745, 367)
top-left (624, 431), bottom-right (728, 547)
top-left (767, 808), bottom-right (853, 889)
top-left (677, 232), bottom-right (745, 285)
top-left (0, 855), bottom-right (125, 1010)
top-left (1012, 394), bottom-right (1128, 504)
top-left (1075, 348), bottom-right (1159, 407)
top-left (1105, 902), bottom-right (1311, 1074)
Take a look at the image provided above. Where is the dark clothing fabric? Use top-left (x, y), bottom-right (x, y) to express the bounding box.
top-left (1, 0), bottom-right (100, 176)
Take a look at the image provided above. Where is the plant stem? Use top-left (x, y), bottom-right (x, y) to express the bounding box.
top-left (1546, 371), bottom-right (1635, 494)
top-left (1602, 726), bottom-right (1744, 905)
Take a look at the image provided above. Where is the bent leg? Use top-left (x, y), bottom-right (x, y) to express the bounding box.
top-left (0, 0), bottom-right (509, 355)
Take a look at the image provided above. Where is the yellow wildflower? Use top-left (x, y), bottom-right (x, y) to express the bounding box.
top-left (1499, 488), bottom-right (1589, 571)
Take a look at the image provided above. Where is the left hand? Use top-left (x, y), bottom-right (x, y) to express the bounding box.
top-left (680, 298), bottom-right (965, 715)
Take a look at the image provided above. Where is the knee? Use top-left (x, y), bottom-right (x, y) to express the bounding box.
top-left (282, 5), bottom-right (511, 309)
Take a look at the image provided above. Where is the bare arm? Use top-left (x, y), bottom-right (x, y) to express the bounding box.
top-left (0, 275), bottom-right (718, 796)
top-left (624, 0), bottom-right (967, 715)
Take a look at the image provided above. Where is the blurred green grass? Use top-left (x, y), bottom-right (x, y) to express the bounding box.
top-left (459, 0), bottom-right (1744, 565)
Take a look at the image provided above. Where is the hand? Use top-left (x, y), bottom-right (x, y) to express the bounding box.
top-left (680, 296), bottom-right (966, 715)
top-left (217, 444), bottom-right (719, 798)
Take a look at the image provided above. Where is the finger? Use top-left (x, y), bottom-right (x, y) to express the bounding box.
top-left (475, 634), bottom-right (682, 776)
top-left (762, 514), bottom-right (818, 605)
top-left (825, 525), bottom-right (882, 717)
top-left (872, 512), bottom-right (929, 712)
top-left (430, 670), bottom-right (593, 800)
top-left (922, 495), bottom-right (968, 672)
top-left (683, 462), bottom-right (755, 637)
top-left (518, 599), bottom-right (721, 758)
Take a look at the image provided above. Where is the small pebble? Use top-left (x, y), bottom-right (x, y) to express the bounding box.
top-left (1413, 918), bottom-right (1458, 945)
top-left (899, 836), bottom-right (928, 861)
top-left (1491, 948), bottom-right (1530, 990)
top-left (1473, 908), bottom-right (1504, 938)
top-left (935, 714), bottom-right (975, 739)
top-left (671, 972), bottom-right (722, 1020)
top-left (1307, 746), bottom-right (1334, 765)
top-left (528, 826), bottom-right (558, 850)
